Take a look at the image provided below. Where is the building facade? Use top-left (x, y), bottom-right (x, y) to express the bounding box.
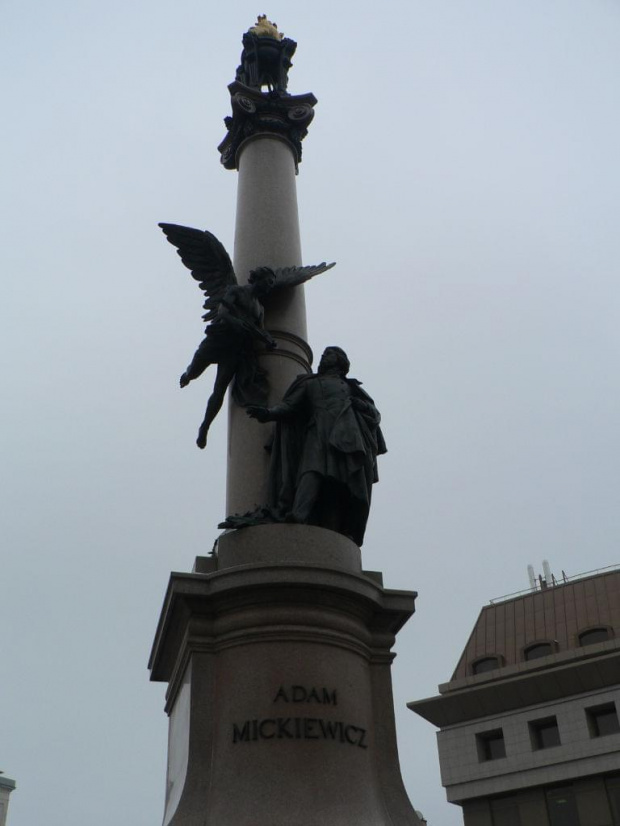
top-left (0, 774), bottom-right (16, 826)
top-left (409, 567), bottom-right (620, 825)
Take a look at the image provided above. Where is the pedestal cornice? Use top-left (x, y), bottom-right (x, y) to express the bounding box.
top-left (149, 526), bottom-right (416, 700)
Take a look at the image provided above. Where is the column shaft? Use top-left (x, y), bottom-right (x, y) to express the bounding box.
top-left (226, 136), bottom-right (312, 514)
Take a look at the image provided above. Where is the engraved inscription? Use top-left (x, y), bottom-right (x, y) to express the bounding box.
top-left (232, 717), bottom-right (368, 748)
top-left (232, 686), bottom-right (366, 749)
top-left (273, 685), bottom-right (338, 705)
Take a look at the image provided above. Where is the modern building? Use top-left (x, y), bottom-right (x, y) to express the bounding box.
top-left (409, 566), bottom-right (620, 825)
top-left (0, 773), bottom-right (16, 826)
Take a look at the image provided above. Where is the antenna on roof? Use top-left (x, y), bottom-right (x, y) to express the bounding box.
top-left (543, 560), bottom-right (552, 586)
top-left (527, 564), bottom-right (537, 590)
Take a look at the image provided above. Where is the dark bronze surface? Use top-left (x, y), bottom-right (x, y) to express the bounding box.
top-left (221, 347), bottom-right (386, 545)
top-left (218, 83), bottom-right (317, 171)
top-left (159, 222), bottom-right (334, 448)
top-left (235, 28), bottom-right (297, 94)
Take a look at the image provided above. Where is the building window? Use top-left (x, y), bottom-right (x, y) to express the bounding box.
top-left (472, 656), bottom-right (501, 675)
top-left (524, 642), bottom-right (554, 661)
top-left (476, 728), bottom-right (506, 761)
top-left (529, 716), bottom-right (561, 750)
top-left (490, 796), bottom-right (521, 825)
top-left (546, 786), bottom-right (580, 826)
top-left (578, 627), bottom-right (611, 646)
top-left (586, 702), bottom-right (620, 737)
top-left (604, 776), bottom-right (620, 824)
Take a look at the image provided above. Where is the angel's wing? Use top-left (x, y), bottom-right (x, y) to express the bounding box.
top-left (271, 262), bottom-right (336, 291)
top-left (159, 223), bottom-right (237, 322)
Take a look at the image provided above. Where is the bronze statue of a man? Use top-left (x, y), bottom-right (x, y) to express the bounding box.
top-left (247, 346), bottom-right (386, 546)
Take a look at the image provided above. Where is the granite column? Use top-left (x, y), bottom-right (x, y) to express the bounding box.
top-left (218, 83), bottom-right (317, 515)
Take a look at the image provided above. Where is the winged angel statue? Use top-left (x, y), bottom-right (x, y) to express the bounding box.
top-left (159, 223), bottom-right (334, 448)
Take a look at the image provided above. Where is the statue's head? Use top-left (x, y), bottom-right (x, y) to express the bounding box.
top-left (319, 346), bottom-right (350, 377)
top-left (248, 267), bottom-right (276, 295)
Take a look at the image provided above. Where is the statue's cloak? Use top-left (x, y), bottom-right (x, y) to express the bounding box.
top-left (265, 373), bottom-right (387, 545)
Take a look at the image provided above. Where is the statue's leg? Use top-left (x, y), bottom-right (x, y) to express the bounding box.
top-left (181, 338), bottom-right (214, 387)
top-left (196, 360), bottom-right (236, 449)
top-left (290, 477), bottom-right (357, 541)
top-left (287, 472), bottom-right (322, 524)
top-left (320, 482), bottom-right (347, 535)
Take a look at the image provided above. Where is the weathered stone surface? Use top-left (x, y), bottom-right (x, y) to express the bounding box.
top-left (217, 523), bottom-right (363, 572)
top-left (149, 526), bottom-right (422, 826)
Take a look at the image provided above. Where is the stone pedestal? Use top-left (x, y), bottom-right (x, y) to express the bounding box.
top-left (149, 525), bottom-right (422, 825)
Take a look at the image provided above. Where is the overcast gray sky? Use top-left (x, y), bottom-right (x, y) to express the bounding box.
top-left (2, 2), bottom-right (620, 824)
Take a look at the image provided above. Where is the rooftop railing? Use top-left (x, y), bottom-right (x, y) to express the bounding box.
top-left (489, 563), bottom-right (620, 604)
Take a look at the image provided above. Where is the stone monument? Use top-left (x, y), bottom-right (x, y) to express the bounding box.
top-left (150, 18), bottom-right (423, 825)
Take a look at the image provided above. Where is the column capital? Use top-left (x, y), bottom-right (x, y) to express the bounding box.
top-left (218, 82), bottom-right (317, 171)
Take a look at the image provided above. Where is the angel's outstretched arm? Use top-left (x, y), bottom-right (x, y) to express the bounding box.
top-left (217, 300), bottom-right (277, 349)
